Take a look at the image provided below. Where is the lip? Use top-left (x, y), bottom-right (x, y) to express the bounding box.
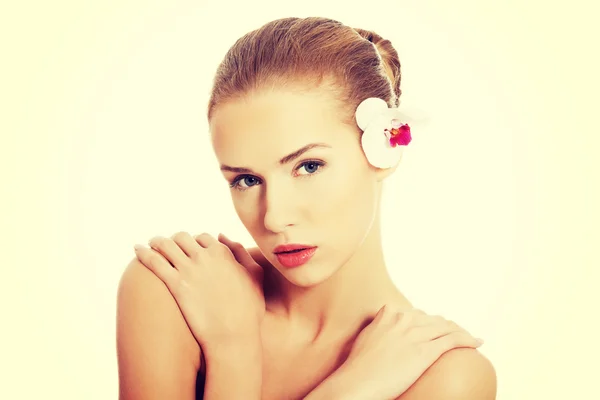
top-left (273, 243), bottom-right (315, 254)
top-left (274, 247), bottom-right (318, 268)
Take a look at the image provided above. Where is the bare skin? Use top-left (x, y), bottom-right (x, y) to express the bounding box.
top-left (208, 87), bottom-right (406, 337)
top-left (249, 247), bottom-right (415, 400)
top-left (207, 86), bottom-right (417, 397)
top-left (117, 85), bottom-right (496, 399)
top-left (118, 246), bottom-right (492, 400)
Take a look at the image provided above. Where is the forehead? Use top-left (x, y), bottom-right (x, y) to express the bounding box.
top-left (209, 88), bottom-right (354, 164)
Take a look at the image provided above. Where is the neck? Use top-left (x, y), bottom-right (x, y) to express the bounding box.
top-left (265, 215), bottom-right (409, 343)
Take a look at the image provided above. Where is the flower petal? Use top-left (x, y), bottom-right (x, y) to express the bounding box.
top-left (361, 114), bottom-right (404, 168)
top-left (355, 97), bottom-right (388, 131)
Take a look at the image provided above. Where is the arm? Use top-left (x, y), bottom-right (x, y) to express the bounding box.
top-left (304, 348), bottom-right (496, 400)
top-left (399, 348), bottom-right (497, 400)
top-left (201, 333), bottom-right (263, 399)
top-left (116, 257), bottom-right (201, 400)
top-left (302, 365), bottom-right (370, 400)
top-left (118, 255), bottom-right (263, 400)
top-left (196, 244), bottom-right (264, 399)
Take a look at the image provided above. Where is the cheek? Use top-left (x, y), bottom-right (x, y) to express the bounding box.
top-left (232, 196), bottom-right (258, 229)
top-left (317, 166), bottom-right (376, 223)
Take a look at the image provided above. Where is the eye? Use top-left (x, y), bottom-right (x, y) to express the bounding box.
top-left (229, 175), bottom-right (261, 191)
top-left (296, 160), bottom-right (325, 176)
top-left (228, 159), bottom-right (326, 192)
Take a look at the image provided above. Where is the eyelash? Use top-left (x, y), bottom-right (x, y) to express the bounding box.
top-left (229, 160), bottom-right (327, 192)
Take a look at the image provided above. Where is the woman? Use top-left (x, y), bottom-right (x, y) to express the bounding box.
top-left (116, 17), bottom-right (497, 399)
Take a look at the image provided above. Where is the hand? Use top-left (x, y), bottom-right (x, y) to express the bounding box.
top-left (133, 231), bottom-right (265, 348)
top-left (339, 306), bottom-right (484, 400)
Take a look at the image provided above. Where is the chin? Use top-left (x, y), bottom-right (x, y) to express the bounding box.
top-left (278, 259), bottom-right (343, 288)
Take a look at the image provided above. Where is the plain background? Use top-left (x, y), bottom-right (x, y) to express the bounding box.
top-left (1, 0), bottom-right (598, 398)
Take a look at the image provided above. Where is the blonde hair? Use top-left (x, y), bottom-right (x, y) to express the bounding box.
top-left (207, 17), bottom-right (402, 126)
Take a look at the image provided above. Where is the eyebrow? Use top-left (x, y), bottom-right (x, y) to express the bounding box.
top-left (220, 143), bottom-right (332, 173)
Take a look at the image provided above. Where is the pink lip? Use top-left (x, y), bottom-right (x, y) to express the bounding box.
top-left (275, 247), bottom-right (317, 268)
top-left (273, 243), bottom-right (314, 254)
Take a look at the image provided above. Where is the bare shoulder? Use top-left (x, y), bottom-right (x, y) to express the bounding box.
top-left (399, 348), bottom-right (497, 400)
top-left (116, 257), bottom-right (202, 399)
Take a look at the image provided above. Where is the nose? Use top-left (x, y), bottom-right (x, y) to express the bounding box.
top-left (262, 181), bottom-right (295, 234)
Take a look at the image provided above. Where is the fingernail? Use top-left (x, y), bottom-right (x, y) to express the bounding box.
top-left (134, 244), bottom-right (145, 251)
top-left (476, 338), bottom-right (485, 344)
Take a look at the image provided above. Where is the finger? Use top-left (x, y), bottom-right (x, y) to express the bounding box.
top-left (395, 308), bottom-right (418, 328)
top-left (195, 232), bottom-right (219, 248)
top-left (412, 315), bottom-right (472, 337)
top-left (356, 305), bottom-right (388, 338)
top-left (217, 233), bottom-right (254, 266)
top-left (134, 244), bottom-right (179, 288)
top-left (148, 236), bottom-right (190, 270)
top-left (377, 304), bottom-right (404, 326)
top-left (218, 233), bottom-right (264, 280)
top-left (401, 311), bottom-right (443, 330)
top-left (427, 331), bottom-right (484, 359)
top-left (410, 319), bottom-right (464, 342)
top-left (171, 231), bottom-right (204, 258)
top-left (444, 319), bottom-right (472, 336)
top-left (374, 305), bottom-right (387, 320)
top-left (368, 305), bottom-right (387, 326)
top-left (407, 313), bottom-right (444, 329)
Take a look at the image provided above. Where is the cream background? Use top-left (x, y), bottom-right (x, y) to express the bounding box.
top-left (1, 0), bottom-right (598, 398)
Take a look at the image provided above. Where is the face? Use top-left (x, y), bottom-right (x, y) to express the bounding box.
top-left (209, 86), bottom-right (385, 287)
